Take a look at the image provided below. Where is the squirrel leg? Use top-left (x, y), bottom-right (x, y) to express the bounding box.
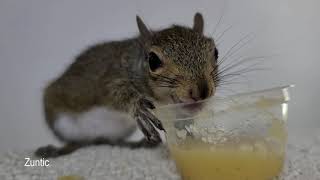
top-left (34, 136), bottom-right (160, 159)
top-left (92, 137), bottom-right (160, 148)
top-left (34, 143), bottom-right (83, 158)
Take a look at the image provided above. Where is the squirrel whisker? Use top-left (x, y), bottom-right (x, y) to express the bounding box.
top-left (215, 25), bottom-right (233, 43)
top-left (217, 56), bottom-right (266, 77)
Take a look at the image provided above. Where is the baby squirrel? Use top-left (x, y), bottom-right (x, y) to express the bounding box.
top-left (35, 13), bottom-right (219, 158)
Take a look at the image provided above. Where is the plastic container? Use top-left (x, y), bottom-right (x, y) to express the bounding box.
top-left (155, 85), bottom-right (292, 180)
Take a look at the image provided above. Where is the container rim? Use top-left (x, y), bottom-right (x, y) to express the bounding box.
top-left (156, 84), bottom-right (294, 110)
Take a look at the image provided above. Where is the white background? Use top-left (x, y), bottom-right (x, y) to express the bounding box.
top-left (0, 0), bottom-right (319, 152)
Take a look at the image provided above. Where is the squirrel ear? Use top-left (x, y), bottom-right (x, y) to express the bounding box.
top-left (136, 15), bottom-right (152, 40)
top-left (193, 12), bottom-right (204, 34)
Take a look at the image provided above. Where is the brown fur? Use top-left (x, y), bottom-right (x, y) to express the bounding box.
top-left (36, 13), bottom-right (219, 158)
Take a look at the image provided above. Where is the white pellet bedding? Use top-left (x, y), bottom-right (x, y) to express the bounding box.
top-left (1, 133), bottom-right (320, 180)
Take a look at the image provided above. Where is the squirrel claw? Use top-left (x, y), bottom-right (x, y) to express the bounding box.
top-left (136, 98), bottom-right (165, 132)
top-left (147, 136), bottom-right (162, 146)
top-left (139, 98), bottom-right (155, 109)
top-left (153, 119), bottom-right (165, 131)
top-left (135, 98), bottom-right (165, 143)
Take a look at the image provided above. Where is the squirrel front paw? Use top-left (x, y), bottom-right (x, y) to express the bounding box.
top-left (134, 98), bottom-right (164, 144)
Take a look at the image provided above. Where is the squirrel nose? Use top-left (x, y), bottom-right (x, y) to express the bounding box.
top-left (189, 79), bottom-right (210, 101)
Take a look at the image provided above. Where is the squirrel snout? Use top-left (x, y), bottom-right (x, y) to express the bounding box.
top-left (188, 79), bottom-right (213, 101)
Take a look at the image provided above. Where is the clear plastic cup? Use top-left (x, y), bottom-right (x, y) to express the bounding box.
top-left (155, 85), bottom-right (292, 180)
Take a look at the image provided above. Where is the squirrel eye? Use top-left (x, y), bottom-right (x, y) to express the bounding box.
top-left (214, 48), bottom-right (219, 60)
top-left (148, 52), bottom-right (162, 72)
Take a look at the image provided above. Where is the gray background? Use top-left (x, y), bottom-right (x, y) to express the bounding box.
top-left (0, 0), bottom-right (319, 152)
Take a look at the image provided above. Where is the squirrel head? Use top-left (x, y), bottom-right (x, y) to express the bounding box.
top-left (136, 13), bottom-right (219, 105)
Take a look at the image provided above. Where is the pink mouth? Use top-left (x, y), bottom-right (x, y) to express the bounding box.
top-left (170, 95), bottom-right (203, 112)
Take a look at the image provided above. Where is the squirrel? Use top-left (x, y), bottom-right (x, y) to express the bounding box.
top-left (35, 13), bottom-right (219, 158)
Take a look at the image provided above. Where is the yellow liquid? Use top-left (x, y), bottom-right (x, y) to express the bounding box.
top-left (169, 118), bottom-right (287, 180)
top-left (170, 143), bottom-right (284, 180)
